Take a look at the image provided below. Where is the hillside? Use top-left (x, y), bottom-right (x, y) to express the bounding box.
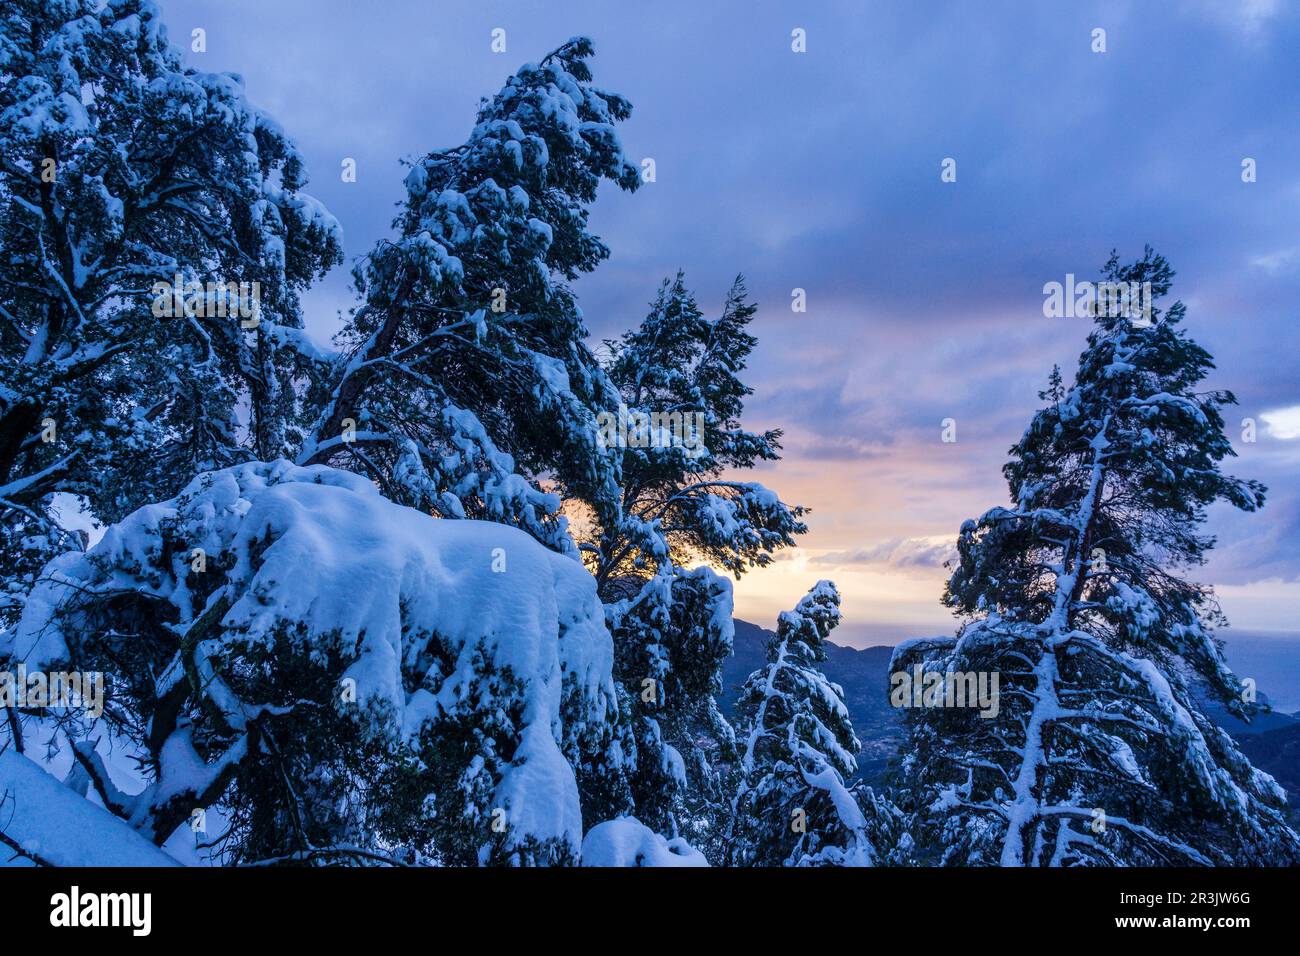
top-left (720, 619), bottom-right (1300, 801)
top-left (720, 619), bottom-right (902, 787)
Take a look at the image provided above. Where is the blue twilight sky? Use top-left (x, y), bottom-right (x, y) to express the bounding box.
top-left (161, 0), bottom-right (1300, 644)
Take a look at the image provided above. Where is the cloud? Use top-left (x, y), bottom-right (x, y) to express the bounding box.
top-left (1249, 247), bottom-right (1300, 275)
top-left (813, 536), bottom-right (957, 570)
top-left (1207, 492), bottom-right (1300, 585)
top-left (1261, 405), bottom-right (1300, 441)
top-left (1182, 0), bottom-right (1282, 37)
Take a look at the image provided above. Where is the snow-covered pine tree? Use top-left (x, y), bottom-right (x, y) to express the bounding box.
top-left (3, 461), bottom-right (625, 865)
top-left (298, 37), bottom-right (638, 555)
top-left (600, 564), bottom-right (736, 849)
top-left (726, 581), bottom-right (901, 866)
top-left (897, 248), bottom-right (1300, 866)
top-left (583, 274), bottom-right (807, 846)
top-left (0, 0), bottom-right (342, 622)
top-left (591, 273), bottom-right (800, 596)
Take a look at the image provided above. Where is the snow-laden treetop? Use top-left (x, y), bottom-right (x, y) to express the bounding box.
top-left (8, 460), bottom-right (621, 860)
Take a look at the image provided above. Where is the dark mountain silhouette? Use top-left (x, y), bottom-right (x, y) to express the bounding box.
top-left (720, 619), bottom-right (901, 787)
top-left (1238, 724), bottom-right (1300, 803)
top-left (1199, 698), bottom-right (1297, 737)
top-left (721, 618), bottom-right (1300, 804)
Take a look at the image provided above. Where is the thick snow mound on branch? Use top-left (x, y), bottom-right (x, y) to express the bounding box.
top-left (0, 752), bottom-right (178, 867)
top-left (10, 460), bottom-right (617, 858)
top-left (580, 818), bottom-right (708, 867)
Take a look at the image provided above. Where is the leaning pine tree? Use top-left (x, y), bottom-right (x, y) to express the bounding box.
top-left (299, 37), bottom-right (638, 555)
top-left (895, 249), bottom-right (1300, 866)
top-left (727, 581), bottom-right (901, 866)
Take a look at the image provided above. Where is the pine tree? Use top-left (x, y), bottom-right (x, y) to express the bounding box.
top-left (583, 273), bottom-right (807, 845)
top-left (1, 28), bottom-right (651, 868)
top-left (590, 273), bottom-right (801, 596)
top-left (727, 581), bottom-right (901, 866)
top-left (298, 37), bottom-right (638, 554)
top-left (897, 248), bottom-right (1300, 866)
top-left (4, 461), bottom-right (624, 864)
top-left (0, 0), bottom-right (342, 622)
top-left (600, 565), bottom-right (736, 848)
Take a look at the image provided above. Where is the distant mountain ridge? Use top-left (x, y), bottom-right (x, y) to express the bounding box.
top-left (720, 618), bottom-right (1300, 808)
top-left (719, 619), bottom-right (902, 788)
